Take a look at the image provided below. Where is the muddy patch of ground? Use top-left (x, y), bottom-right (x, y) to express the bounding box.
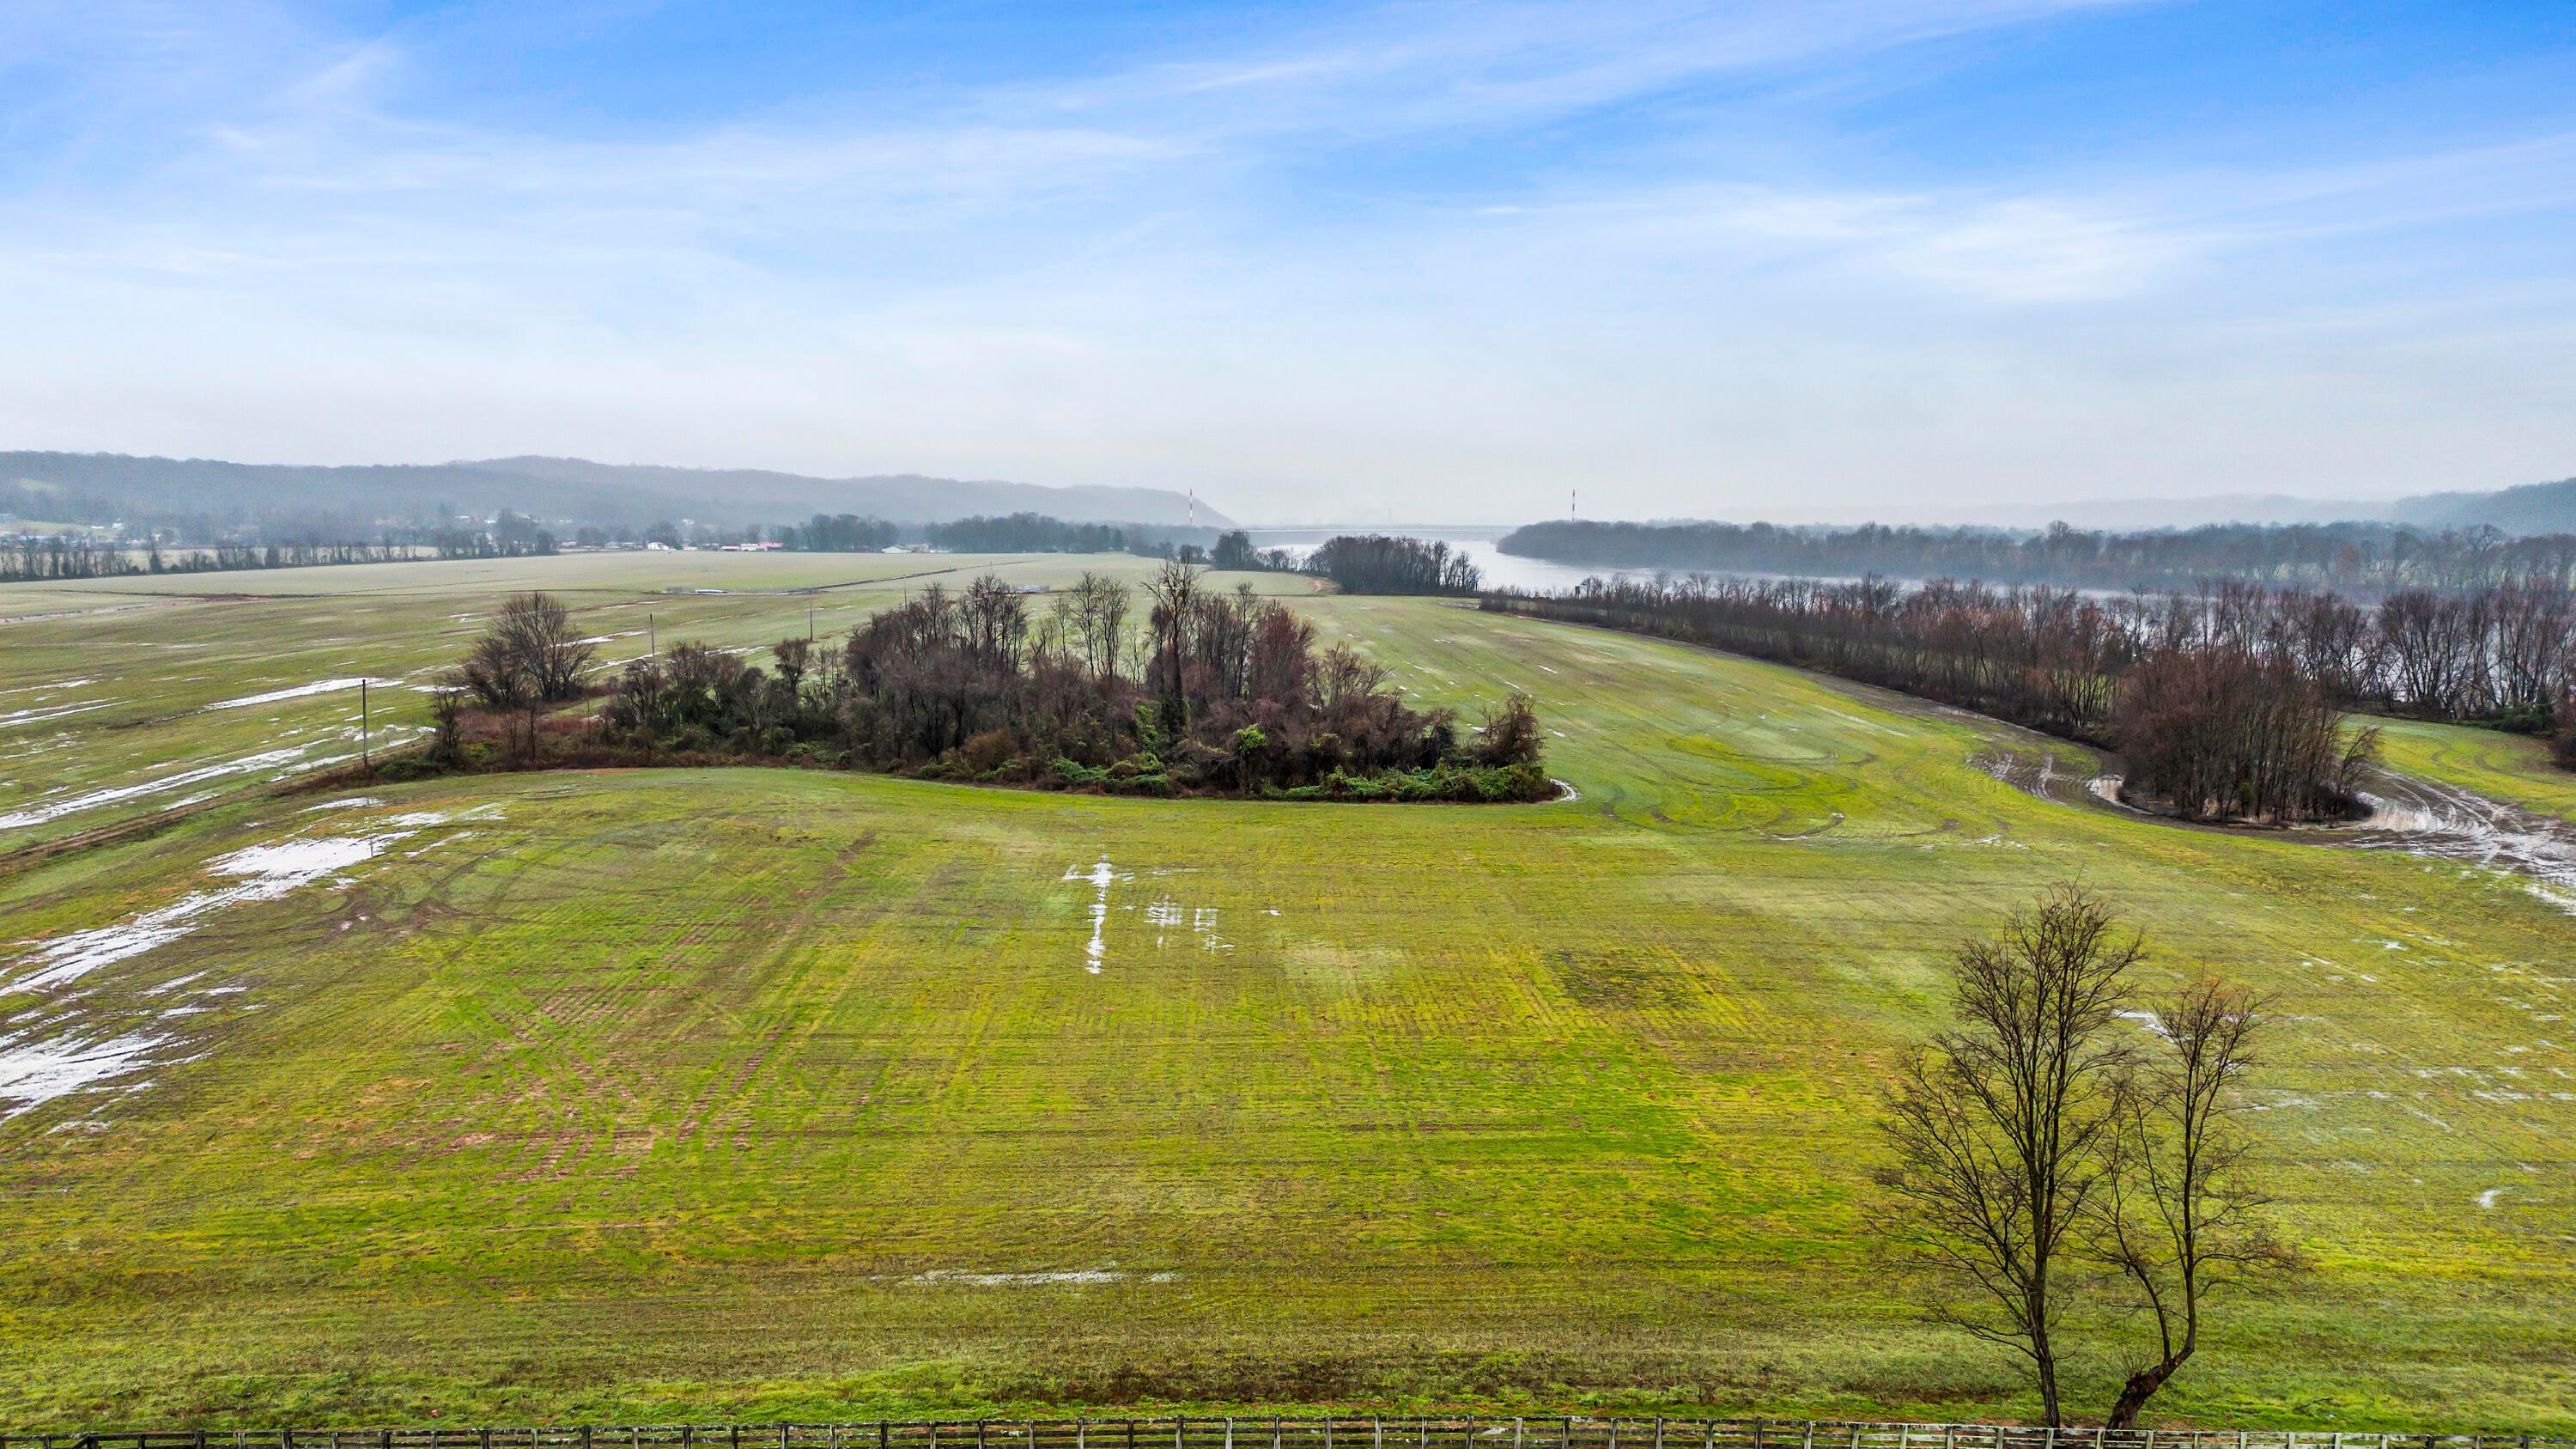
top-left (2329, 769), bottom-right (2576, 913)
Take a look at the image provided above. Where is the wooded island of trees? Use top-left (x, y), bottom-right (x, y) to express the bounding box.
top-left (424, 574), bottom-right (1551, 802)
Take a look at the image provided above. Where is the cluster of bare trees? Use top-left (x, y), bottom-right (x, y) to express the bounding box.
top-left (2, 536), bottom-right (134, 581)
top-left (448, 593), bottom-right (598, 758)
top-left (1881, 886), bottom-right (2287, 1428)
top-left (1500, 517), bottom-right (2576, 595)
top-left (583, 566), bottom-right (1549, 801)
top-left (2112, 649), bottom-right (2375, 823)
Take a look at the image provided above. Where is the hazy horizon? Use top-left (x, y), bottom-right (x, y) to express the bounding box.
top-left (5, 2), bottom-right (2573, 523)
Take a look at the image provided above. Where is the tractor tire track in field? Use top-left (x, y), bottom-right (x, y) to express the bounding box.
top-left (2331, 767), bottom-right (2576, 910)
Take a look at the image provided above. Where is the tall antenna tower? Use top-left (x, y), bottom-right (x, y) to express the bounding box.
top-left (1188, 489), bottom-right (1197, 529)
top-left (1571, 489), bottom-right (1577, 521)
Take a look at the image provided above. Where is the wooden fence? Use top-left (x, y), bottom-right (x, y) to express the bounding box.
top-left (7, 1417), bottom-right (2567, 1449)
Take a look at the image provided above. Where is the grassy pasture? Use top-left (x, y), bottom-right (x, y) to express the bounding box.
top-left (0, 552), bottom-right (1316, 853)
top-left (0, 564), bottom-right (2572, 1429)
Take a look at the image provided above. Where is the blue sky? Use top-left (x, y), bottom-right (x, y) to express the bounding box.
top-left (3, 1), bottom-right (2573, 523)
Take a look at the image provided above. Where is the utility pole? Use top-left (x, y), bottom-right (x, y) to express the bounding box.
top-left (648, 612), bottom-right (656, 659)
top-left (360, 680), bottom-right (369, 767)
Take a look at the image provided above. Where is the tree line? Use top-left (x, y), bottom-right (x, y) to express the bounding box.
top-left (432, 577), bottom-right (1550, 801)
top-left (1485, 575), bottom-right (2388, 821)
top-left (0, 533), bottom-right (437, 582)
top-left (1500, 517), bottom-right (2576, 596)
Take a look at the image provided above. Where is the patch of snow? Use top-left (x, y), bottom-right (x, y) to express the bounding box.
top-left (0, 1027), bottom-right (165, 1123)
top-left (1063, 856), bottom-right (1127, 974)
top-left (911, 1266), bottom-right (1157, 1287)
top-left (202, 677), bottom-right (401, 711)
top-left (0, 700), bottom-right (108, 729)
top-left (9, 826), bottom-right (426, 990)
top-left (2115, 1008), bottom-right (2172, 1040)
top-left (0, 745), bottom-right (319, 831)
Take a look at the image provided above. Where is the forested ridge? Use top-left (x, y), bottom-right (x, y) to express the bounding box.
top-left (1500, 518), bottom-right (2576, 595)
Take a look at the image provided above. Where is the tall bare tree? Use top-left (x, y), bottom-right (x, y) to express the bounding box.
top-left (2090, 977), bottom-right (2287, 1427)
top-left (1878, 885), bottom-right (2142, 1427)
top-left (1142, 560), bottom-right (1200, 715)
top-left (499, 591), bottom-right (597, 701)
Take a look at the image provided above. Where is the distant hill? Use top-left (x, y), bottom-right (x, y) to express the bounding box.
top-left (1817, 477), bottom-right (2576, 535)
top-left (0, 452), bottom-right (1233, 529)
top-left (1917, 493), bottom-right (2391, 531)
top-left (2388, 476), bottom-right (2576, 534)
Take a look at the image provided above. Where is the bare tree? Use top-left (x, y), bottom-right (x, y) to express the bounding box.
top-left (458, 634), bottom-right (538, 760)
top-left (1877, 885), bottom-right (2142, 1427)
top-left (2090, 977), bottom-right (2289, 1427)
top-left (501, 592), bottom-right (596, 701)
top-left (1142, 560), bottom-right (1201, 714)
top-left (425, 685), bottom-right (466, 767)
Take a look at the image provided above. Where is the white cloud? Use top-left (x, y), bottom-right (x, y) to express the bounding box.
top-left (0, 1), bottom-right (2572, 520)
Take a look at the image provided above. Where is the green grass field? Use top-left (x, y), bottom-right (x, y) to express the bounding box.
top-left (3, 557), bottom-right (2572, 1431)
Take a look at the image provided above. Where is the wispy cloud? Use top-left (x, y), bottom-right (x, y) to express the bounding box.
top-left (0, 1), bottom-right (2572, 518)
